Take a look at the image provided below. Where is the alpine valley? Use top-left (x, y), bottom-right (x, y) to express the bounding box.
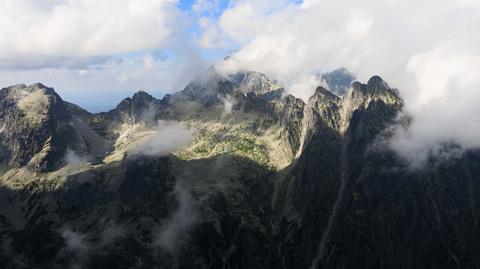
top-left (0, 68), bottom-right (479, 269)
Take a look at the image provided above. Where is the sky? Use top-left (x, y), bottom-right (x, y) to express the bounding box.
top-left (1, 0), bottom-right (480, 165)
top-left (0, 0), bottom-right (231, 111)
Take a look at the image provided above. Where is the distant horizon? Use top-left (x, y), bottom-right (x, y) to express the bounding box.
top-left (0, 81), bottom-right (170, 113)
top-left (61, 89), bottom-right (167, 113)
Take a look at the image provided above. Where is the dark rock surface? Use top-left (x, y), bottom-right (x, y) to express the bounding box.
top-left (0, 72), bottom-right (479, 269)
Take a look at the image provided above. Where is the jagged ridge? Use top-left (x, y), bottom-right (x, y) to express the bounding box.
top-left (0, 71), bottom-right (479, 269)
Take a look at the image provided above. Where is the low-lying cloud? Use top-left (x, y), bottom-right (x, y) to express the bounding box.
top-left (130, 120), bottom-right (194, 157)
top-left (100, 222), bottom-right (126, 245)
top-left (64, 149), bottom-right (89, 167)
top-left (388, 46), bottom-right (480, 167)
top-left (155, 182), bottom-right (197, 253)
top-left (61, 228), bottom-right (89, 268)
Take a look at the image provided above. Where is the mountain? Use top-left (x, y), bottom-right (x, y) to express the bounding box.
top-left (0, 83), bottom-right (108, 172)
top-left (0, 71), bottom-right (479, 269)
top-left (320, 67), bottom-right (356, 96)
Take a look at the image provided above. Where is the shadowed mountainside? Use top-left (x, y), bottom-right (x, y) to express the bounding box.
top-left (0, 70), bottom-right (479, 269)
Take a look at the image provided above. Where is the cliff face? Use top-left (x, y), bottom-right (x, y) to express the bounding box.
top-left (0, 84), bottom-right (109, 172)
top-left (273, 76), bottom-right (405, 269)
top-left (0, 72), bottom-right (479, 269)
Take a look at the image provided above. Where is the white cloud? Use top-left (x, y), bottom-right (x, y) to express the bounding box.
top-left (0, 0), bottom-right (181, 68)
top-left (300, 0), bottom-right (322, 9)
top-left (62, 228), bottom-right (89, 267)
top-left (116, 72), bottom-right (130, 83)
top-left (0, 56), bottom-right (180, 97)
top-left (389, 46), bottom-right (480, 167)
top-left (288, 74), bottom-right (322, 102)
top-left (78, 69), bottom-right (88, 76)
top-left (215, 0), bottom-right (376, 90)
top-left (210, 0), bottom-right (480, 166)
top-left (64, 149), bottom-right (89, 166)
top-left (155, 182), bottom-right (196, 252)
top-left (129, 120), bottom-right (194, 156)
top-left (0, 1), bottom-right (215, 95)
top-left (63, 228), bottom-right (88, 252)
top-left (142, 56), bottom-right (156, 69)
top-left (197, 16), bottom-right (227, 48)
top-left (192, 0), bottom-right (221, 14)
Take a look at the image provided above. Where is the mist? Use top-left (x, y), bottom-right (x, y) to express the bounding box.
top-left (61, 228), bottom-right (89, 269)
top-left (100, 222), bottom-right (126, 245)
top-left (154, 182), bottom-right (197, 253)
top-left (63, 149), bottom-right (89, 167)
top-left (221, 94), bottom-right (235, 114)
top-left (129, 120), bottom-right (194, 157)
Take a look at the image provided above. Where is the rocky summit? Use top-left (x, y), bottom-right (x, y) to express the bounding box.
top-left (0, 69), bottom-right (479, 269)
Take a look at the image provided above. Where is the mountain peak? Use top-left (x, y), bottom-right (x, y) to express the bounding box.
top-left (367, 75), bottom-right (389, 91)
top-left (116, 90), bottom-right (157, 107)
top-left (313, 86), bottom-right (340, 101)
top-left (321, 67), bottom-right (356, 96)
top-left (348, 75), bottom-right (393, 97)
top-left (0, 83), bottom-right (64, 117)
top-left (107, 90), bottom-right (159, 123)
top-left (229, 71), bottom-right (281, 95)
top-left (0, 83), bottom-right (77, 171)
top-left (29, 82), bottom-right (48, 89)
top-left (2, 83), bottom-right (57, 97)
top-left (343, 76), bottom-right (402, 116)
top-left (132, 90), bottom-right (155, 102)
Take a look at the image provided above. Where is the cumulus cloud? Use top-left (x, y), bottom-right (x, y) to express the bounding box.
top-left (0, 0), bottom-right (215, 99)
top-left (130, 120), bottom-right (194, 156)
top-left (209, 0), bottom-right (480, 166)
top-left (388, 46), bottom-right (480, 167)
top-left (197, 16), bottom-right (228, 48)
top-left (288, 74), bottom-right (322, 102)
top-left (0, 0), bottom-right (181, 69)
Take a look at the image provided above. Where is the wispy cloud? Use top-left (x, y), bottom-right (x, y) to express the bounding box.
top-left (62, 228), bottom-right (90, 268)
top-left (63, 149), bottom-right (89, 167)
top-left (129, 120), bottom-right (194, 157)
top-left (154, 182), bottom-right (197, 253)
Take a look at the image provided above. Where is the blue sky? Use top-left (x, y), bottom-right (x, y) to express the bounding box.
top-left (178, 0), bottom-right (230, 13)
